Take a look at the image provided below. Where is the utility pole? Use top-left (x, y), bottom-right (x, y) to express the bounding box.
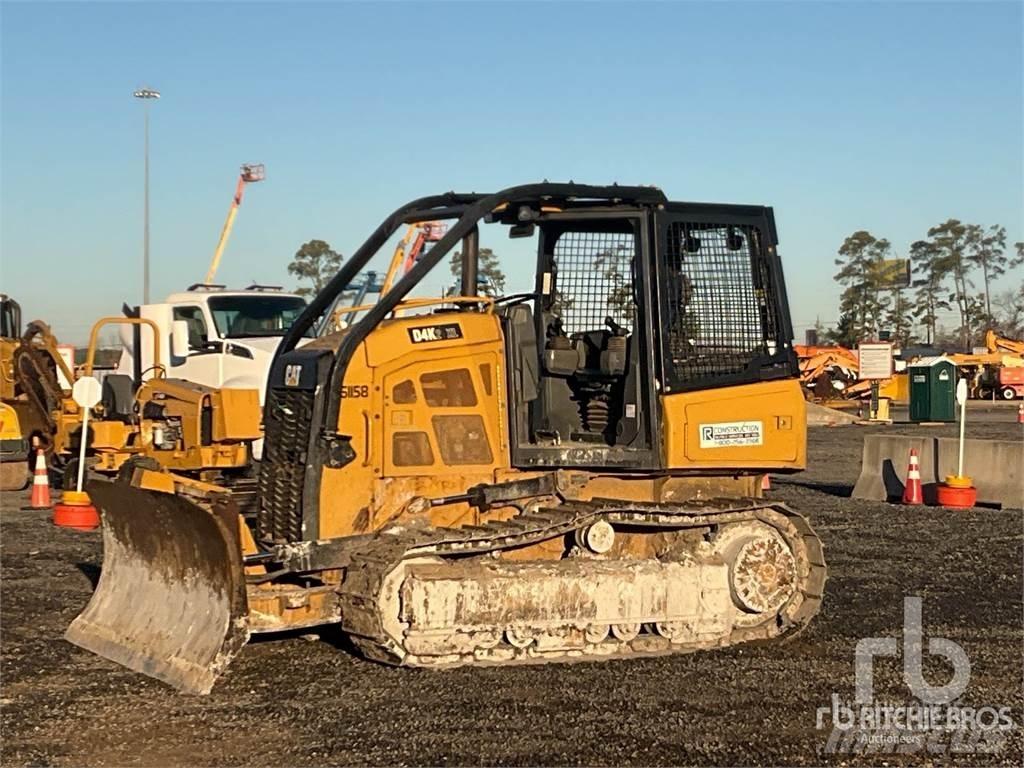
top-left (133, 87), bottom-right (160, 303)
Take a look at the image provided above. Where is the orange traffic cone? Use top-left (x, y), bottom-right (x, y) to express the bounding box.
top-left (902, 448), bottom-right (923, 506)
top-left (1017, 403), bottom-right (1024, 424)
top-left (761, 474), bottom-right (771, 492)
top-left (24, 449), bottom-right (52, 510)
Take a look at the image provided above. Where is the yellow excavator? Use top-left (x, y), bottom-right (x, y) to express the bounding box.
top-left (67, 183), bottom-right (826, 694)
top-left (984, 329), bottom-right (1024, 358)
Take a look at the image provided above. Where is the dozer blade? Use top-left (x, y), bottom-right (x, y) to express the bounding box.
top-left (65, 479), bottom-right (250, 694)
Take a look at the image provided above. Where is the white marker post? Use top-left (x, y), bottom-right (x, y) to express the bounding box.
top-left (71, 376), bottom-right (102, 493)
top-left (955, 377), bottom-right (968, 479)
top-left (937, 374), bottom-right (976, 508)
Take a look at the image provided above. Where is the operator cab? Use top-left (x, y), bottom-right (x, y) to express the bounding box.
top-left (271, 184), bottom-right (796, 477)
top-left (493, 199), bottom-right (795, 471)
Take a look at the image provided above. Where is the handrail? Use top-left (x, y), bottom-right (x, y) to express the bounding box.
top-left (84, 317), bottom-right (164, 377)
top-left (391, 295), bottom-right (496, 314)
top-left (327, 295), bottom-right (496, 330)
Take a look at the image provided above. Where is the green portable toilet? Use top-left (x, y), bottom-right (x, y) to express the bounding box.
top-left (908, 357), bottom-right (957, 422)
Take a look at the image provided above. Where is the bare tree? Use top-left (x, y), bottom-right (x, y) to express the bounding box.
top-left (993, 287), bottom-right (1024, 339)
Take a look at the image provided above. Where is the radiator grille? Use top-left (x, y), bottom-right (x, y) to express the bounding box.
top-left (664, 222), bottom-right (776, 382)
top-left (551, 230), bottom-right (636, 335)
top-left (257, 387), bottom-right (314, 543)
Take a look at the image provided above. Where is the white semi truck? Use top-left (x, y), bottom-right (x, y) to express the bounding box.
top-left (117, 284), bottom-right (307, 400)
top-left (115, 285), bottom-right (309, 455)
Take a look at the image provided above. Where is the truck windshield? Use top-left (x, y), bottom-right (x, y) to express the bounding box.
top-left (208, 295), bottom-right (310, 338)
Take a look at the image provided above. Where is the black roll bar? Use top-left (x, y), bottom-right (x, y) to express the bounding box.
top-left (275, 183), bottom-right (668, 446)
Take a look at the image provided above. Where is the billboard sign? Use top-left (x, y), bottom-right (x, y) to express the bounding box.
top-left (871, 259), bottom-right (911, 289)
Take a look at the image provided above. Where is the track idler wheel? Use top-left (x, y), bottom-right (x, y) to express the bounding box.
top-left (713, 521), bottom-right (798, 621)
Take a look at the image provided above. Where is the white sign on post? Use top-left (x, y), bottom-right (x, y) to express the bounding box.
top-left (72, 376), bottom-right (102, 409)
top-left (71, 376), bottom-right (102, 493)
top-left (956, 378), bottom-right (968, 406)
top-left (858, 343), bottom-right (894, 380)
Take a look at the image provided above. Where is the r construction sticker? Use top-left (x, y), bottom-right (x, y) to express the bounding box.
top-left (699, 420), bottom-right (763, 448)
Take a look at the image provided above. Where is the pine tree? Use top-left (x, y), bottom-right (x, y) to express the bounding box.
top-left (825, 311), bottom-right (858, 348)
top-left (448, 248), bottom-right (507, 296)
top-left (926, 220), bottom-right (974, 350)
top-left (833, 231), bottom-right (892, 341)
top-left (288, 239), bottom-right (343, 297)
top-left (965, 224), bottom-right (1008, 326)
top-left (909, 239), bottom-right (951, 346)
top-left (885, 287), bottom-right (913, 346)
top-left (595, 246), bottom-right (635, 324)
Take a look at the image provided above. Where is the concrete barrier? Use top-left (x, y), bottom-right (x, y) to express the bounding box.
top-left (852, 434), bottom-right (1023, 509)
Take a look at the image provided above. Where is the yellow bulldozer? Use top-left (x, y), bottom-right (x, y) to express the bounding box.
top-left (67, 183), bottom-right (826, 694)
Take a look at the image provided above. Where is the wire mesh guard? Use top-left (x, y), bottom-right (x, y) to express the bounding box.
top-left (551, 231), bottom-right (636, 335)
top-left (664, 222), bottom-right (774, 381)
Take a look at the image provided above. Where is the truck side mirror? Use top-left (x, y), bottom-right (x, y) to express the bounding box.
top-left (171, 320), bottom-right (191, 359)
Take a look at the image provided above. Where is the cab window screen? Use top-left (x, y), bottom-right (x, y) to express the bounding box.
top-left (550, 230), bottom-right (635, 335)
top-left (664, 223), bottom-right (774, 383)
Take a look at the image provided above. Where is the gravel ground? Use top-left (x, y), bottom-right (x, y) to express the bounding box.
top-left (2, 408), bottom-right (1021, 767)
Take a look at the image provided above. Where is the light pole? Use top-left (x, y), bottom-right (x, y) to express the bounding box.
top-left (133, 87), bottom-right (160, 303)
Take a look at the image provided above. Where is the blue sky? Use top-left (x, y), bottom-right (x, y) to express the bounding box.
top-left (2, 1), bottom-right (1021, 343)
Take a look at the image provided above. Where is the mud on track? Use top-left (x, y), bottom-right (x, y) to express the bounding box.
top-left (2, 415), bottom-right (1022, 766)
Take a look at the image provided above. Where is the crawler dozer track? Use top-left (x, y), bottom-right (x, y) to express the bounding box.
top-left (340, 499), bottom-right (825, 668)
top-left (66, 478), bottom-right (824, 693)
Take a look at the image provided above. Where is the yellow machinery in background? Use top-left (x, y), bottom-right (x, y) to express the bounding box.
top-left (1, 294), bottom-right (25, 403)
top-left (204, 163), bottom-right (265, 286)
top-left (1, 295), bottom-right (35, 490)
top-left (68, 183), bottom-right (826, 695)
top-left (984, 329), bottom-right (1024, 358)
top-left (947, 329), bottom-right (1024, 399)
top-left (0, 401), bottom-right (30, 491)
top-left (6, 314), bottom-right (261, 499)
top-left (321, 220), bottom-right (448, 334)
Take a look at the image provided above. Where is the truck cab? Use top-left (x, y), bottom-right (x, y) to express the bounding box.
top-left (116, 284), bottom-right (308, 406)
